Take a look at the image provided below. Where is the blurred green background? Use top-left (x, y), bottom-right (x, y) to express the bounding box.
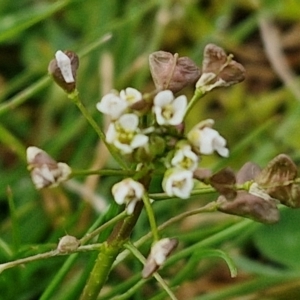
top-left (1, 0), bottom-right (300, 299)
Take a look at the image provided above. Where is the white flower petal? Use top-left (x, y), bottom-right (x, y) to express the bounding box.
top-left (105, 123), bottom-right (117, 144)
top-left (96, 93), bottom-right (127, 120)
top-left (55, 50), bottom-right (74, 83)
top-left (113, 141), bottom-right (134, 154)
top-left (112, 179), bottom-right (145, 213)
top-left (163, 168), bottom-right (194, 199)
top-left (118, 113), bottom-right (139, 131)
top-left (154, 90), bottom-right (174, 107)
top-left (120, 87), bottom-right (142, 104)
top-left (130, 134), bottom-right (149, 149)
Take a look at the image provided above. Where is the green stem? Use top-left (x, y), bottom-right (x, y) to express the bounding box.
top-left (71, 168), bottom-right (135, 178)
top-left (166, 218), bottom-right (255, 266)
top-left (80, 201), bottom-right (145, 299)
top-left (184, 88), bottom-right (205, 118)
top-left (142, 193), bottom-right (159, 241)
top-left (0, 77), bottom-right (50, 116)
top-left (68, 90), bottom-right (127, 169)
top-left (124, 242), bottom-right (178, 300)
top-left (113, 202), bottom-right (218, 266)
top-left (80, 211), bottom-right (127, 245)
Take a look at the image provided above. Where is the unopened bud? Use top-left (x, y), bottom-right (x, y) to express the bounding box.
top-left (57, 235), bottom-right (80, 253)
top-left (142, 238), bottom-right (178, 278)
top-left (210, 168), bottom-right (236, 200)
top-left (236, 162), bottom-right (261, 184)
top-left (149, 51), bottom-right (201, 93)
top-left (27, 146), bottom-right (71, 189)
top-left (48, 50), bottom-right (79, 92)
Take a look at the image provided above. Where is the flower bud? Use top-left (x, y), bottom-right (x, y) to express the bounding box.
top-left (210, 168), bottom-right (236, 200)
top-left (196, 44), bottom-right (245, 93)
top-left (48, 50), bottom-right (79, 92)
top-left (187, 119), bottom-right (229, 157)
top-left (149, 51), bottom-right (201, 93)
top-left (236, 162), bottom-right (261, 184)
top-left (112, 178), bottom-right (145, 214)
top-left (27, 146), bottom-right (71, 189)
top-left (142, 238), bottom-right (178, 278)
top-left (57, 235), bottom-right (80, 253)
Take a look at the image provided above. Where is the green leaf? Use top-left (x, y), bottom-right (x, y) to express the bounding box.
top-left (253, 209), bottom-right (300, 269)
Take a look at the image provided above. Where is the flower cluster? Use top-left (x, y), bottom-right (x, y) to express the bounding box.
top-left (93, 44), bottom-right (239, 206)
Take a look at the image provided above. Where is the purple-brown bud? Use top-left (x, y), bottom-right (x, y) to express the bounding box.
top-left (210, 168), bottom-right (236, 199)
top-left (149, 51), bottom-right (201, 93)
top-left (48, 50), bottom-right (79, 93)
top-left (142, 238), bottom-right (178, 278)
top-left (27, 146), bottom-right (71, 189)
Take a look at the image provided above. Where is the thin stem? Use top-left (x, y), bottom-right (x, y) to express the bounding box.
top-left (166, 218), bottom-right (254, 266)
top-left (142, 193), bottom-right (159, 241)
top-left (80, 211), bottom-right (127, 245)
top-left (0, 244), bottom-right (102, 274)
top-left (124, 242), bottom-right (178, 300)
top-left (0, 33), bottom-right (112, 116)
top-left (67, 90), bottom-right (127, 169)
top-left (114, 201), bottom-right (218, 266)
top-left (80, 201), bottom-right (145, 300)
top-left (70, 168), bottom-right (135, 178)
top-left (0, 76), bottom-right (51, 116)
top-left (184, 88), bottom-right (205, 118)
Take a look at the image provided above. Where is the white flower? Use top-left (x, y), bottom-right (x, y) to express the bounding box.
top-left (120, 87), bottom-right (142, 105)
top-left (55, 50), bottom-right (75, 83)
top-left (96, 92), bottom-right (128, 120)
top-left (112, 178), bottom-right (145, 214)
top-left (142, 238), bottom-right (178, 278)
top-left (27, 146), bottom-right (71, 189)
top-left (162, 168), bottom-right (194, 199)
top-left (153, 90), bottom-right (187, 126)
top-left (187, 119), bottom-right (229, 157)
top-left (171, 142), bottom-right (199, 171)
top-left (106, 113), bottom-right (149, 154)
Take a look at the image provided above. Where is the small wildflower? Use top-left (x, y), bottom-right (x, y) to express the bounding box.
top-left (153, 90), bottom-right (187, 126)
top-left (106, 113), bottom-right (149, 154)
top-left (27, 146), bottom-right (71, 189)
top-left (142, 238), bottom-right (178, 278)
top-left (96, 92), bottom-right (128, 120)
top-left (187, 119), bottom-right (229, 157)
top-left (162, 168), bottom-right (194, 199)
top-left (48, 50), bottom-right (79, 92)
top-left (57, 235), bottom-right (80, 253)
top-left (120, 87), bottom-right (142, 105)
top-left (112, 178), bottom-right (145, 214)
top-left (170, 141), bottom-right (199, 171)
